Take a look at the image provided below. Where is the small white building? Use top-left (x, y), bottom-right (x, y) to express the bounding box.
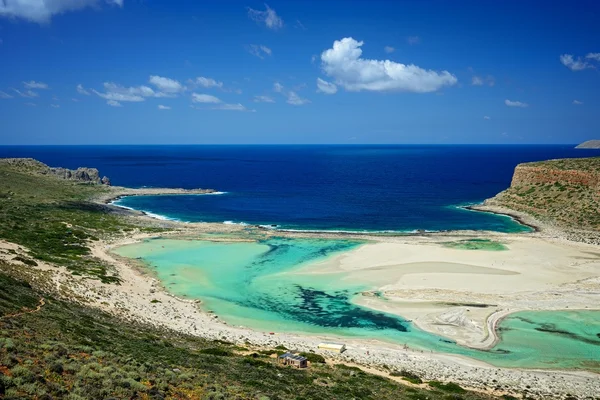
top-left (318, 342), bottom-right (346, 353)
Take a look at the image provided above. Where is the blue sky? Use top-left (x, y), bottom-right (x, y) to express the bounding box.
top-left (0, 0), bottom-right (599, 145)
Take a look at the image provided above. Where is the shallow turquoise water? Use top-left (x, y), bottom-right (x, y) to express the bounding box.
top-left (115, 237), bottom-right (600, 371)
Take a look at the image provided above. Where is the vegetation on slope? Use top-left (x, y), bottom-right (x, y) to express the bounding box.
top-left (0, 269), bottom-right (499, 400)
top-left (487, 157), bottom-right (600, 231)
top-left (525, 157), bottom-right (600, 173)
top-left (0, 161), bottom-right (160, 283)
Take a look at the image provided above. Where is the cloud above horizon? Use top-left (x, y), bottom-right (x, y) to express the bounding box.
top-left (560, 53), bottom-right (600, 71)
top-left (316, 78), bottom-right (337, 94)
top-left (471, 75), bottom-right (495, 86)
top-left (247, 3), bottom-right (283, 30)
top-left (273, 82), bottom-right (310, 105)
top-left (247, 44), bottom-right (272, 59)
top-left (77, 84), bottom-right (91, 95)
top-left (192, 76), bottom-right (223, 89)
top-left (23, 80), bottom-right (49, 89)
top-left (0, 0), bottom-right (123, 23)
top-left (320, 37), bottom-right (457, 93)
top-left (505, 99), bottom-right (528, 108)
top-left (191, 93), bottom-right (221, 104)
top-left (149, 75), bottom-right (185, 94)
top-left (253, 95), bottom-right (275, 103)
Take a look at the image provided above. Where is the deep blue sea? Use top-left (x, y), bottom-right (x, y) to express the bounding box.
top-left (1, 145), bottom-right (597, 232)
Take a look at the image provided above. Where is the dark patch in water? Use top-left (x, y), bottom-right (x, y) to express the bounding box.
top-left (236, 285), bottom-right (410, 332)
top-left (439, 338), bottom-right (455, 344)
top-left (535, 324), bottom-right (600, 346)
top-left (515, 316), bottom-right (536, 325)
top-left (445, 302), bottom-right (493, 308)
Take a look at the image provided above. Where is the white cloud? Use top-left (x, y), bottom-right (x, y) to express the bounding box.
top-left (107, 100), bottom-right (122, 107)
top-left (212, 103), bottom-right (250, 111)
top-left (50, 104), bottom-right (60, 108)
top-left (573, 100), bottom-right (583, 105)
top-left (24, 102), bottom-right (36, 106)
top-left (149, 75), bottom-right (185, 93)
top-left (320, 37), bottom-right (457, 93)
top-left (71, 98), bottom-right (79, 102)
top-left (483, 116), bottom-right (491, 120)
top-left (247, 44), bottom-right (272, 59)
top-left (560, 54), bottom-right (594, 71)
top-left (52, 96), bottom-right (59, 101)
top-left (104, 82), bottom-right (155, 97)
top-left (13, 88), bottom-right (38, 98)
top-left (272, 82), bottom-right (310, 105)
top-left (93, 90), bottom-right (143, 102)
top-left (0, 91), bottom-right (13, 99)
top-left (23, 80), bottom-right (48, 89)
top-left (253, 95), bottom-right (275, 103)
top-left (0, 0), bottom-right (124, 23)
top-left (247, 3), bottom-right (283, 30)
top-left (286, 91), bottom-right (310, 106)
top-left (586, 53), bottom-right (600, 62)
top-left (407, 36), bottom-right (420, 45)
top-left (316, 78), bottom-right (337, 94)
top-left (191, 93), bottom-right (221, 103)
top-left (76, 84), bottom-right (90, 95)
top-left (93, 82), bottom-right (162, 102)
top-left (505, 99), bottom-right (528, 108)
top-left (384, 46), bottom-right (395, 54)
top-left (294, 19), bottom-right (305, 30)
top-left (192, 76), bottom-right (223, 89)
top-left (471, 75), bottom-right (495, 86)
top-left (158, 104), bottom-right (171, 110)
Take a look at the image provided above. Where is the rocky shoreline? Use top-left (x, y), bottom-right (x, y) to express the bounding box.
top-left (96, 186), bottom-right (220, 205)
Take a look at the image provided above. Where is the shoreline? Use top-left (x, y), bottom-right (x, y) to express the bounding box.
top-left (463, 204), bottom-right (542, 233)
top-left (106, 192), bottom-right (540, 238)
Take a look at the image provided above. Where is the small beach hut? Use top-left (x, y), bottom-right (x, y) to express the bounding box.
top-left (278, 352), bottom-right (308, 368)
top-left (317, 342), bottom-right (346, 353)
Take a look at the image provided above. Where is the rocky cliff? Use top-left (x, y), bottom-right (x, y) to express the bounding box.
top-left (0, 158), bottom-right (111, 185)
top-left (576, 140), bottom-right (600, 149)
top-left (484, 157), bottom-right (600, 233)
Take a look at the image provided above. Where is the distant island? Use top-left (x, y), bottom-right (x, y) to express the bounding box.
top-left (576, 140), bottom-right (600, 149)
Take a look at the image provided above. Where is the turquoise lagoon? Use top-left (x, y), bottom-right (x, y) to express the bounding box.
top-left (114, 237), bottom-right (600, 371)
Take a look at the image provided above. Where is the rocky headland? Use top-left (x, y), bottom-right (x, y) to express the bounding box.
top-left (473, 157), bottom-right (600, 244)
top-left (0, 157), bottom-right (111, 185)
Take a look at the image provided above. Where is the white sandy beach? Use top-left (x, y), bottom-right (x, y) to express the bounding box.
top-left (294, 235), bottom-right (600, 349)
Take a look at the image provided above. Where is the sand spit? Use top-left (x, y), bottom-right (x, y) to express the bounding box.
top-left (95, 185), bottom-right (219, 205)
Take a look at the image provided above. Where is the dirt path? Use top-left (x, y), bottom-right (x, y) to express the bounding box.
top-left (1, 297), bottom-right (45, 319)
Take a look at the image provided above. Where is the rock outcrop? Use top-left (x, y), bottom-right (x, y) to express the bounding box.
top-left (576, 140), bottom-right (600, 149)
top-left (0, 158), bottom-right (110, 185)
top-left (484, 157), bottom-right (600, 241)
